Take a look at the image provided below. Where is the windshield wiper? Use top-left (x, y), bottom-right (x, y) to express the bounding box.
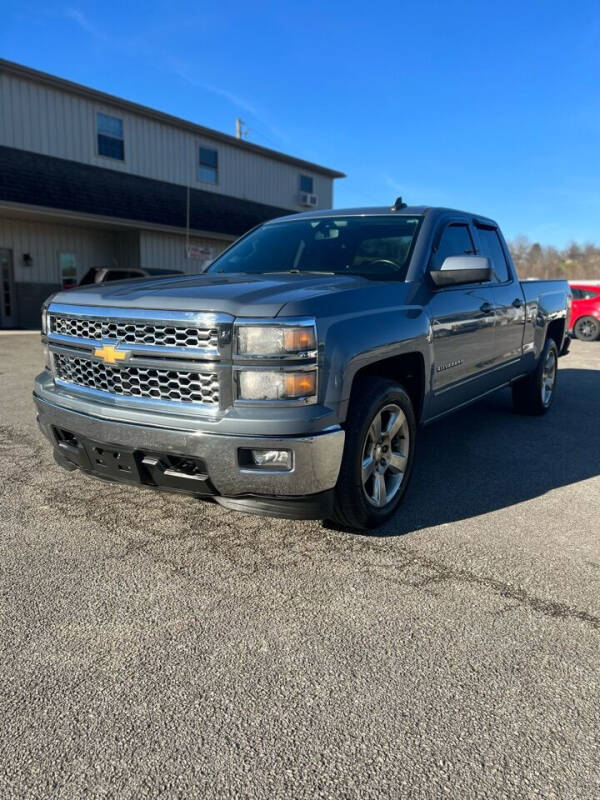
top-left (260, 269), bottom-right (336, 276)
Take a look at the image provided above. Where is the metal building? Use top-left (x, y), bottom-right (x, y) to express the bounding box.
top-left (0, 59), bottom-right (344, 327)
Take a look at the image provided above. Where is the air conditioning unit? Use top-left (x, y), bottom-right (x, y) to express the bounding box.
top-left (299, 192), bottom-right (319, 207)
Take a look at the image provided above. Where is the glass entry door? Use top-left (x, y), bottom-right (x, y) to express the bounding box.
top-left (0, 249), bottom-right (16, 328)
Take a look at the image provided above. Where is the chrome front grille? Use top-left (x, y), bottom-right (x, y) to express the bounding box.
top-left (49, 314), bottom-right (219, 349)
top-left (46, 304), bottom-right (233, 411)
top-left (54, 353), bottom-right (220, 405)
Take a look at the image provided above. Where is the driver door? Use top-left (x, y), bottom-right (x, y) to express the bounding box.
top-left (426, 222), bottom-right (497, 417)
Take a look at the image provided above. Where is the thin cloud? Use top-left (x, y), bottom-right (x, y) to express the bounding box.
top-left (172, 66), bottom-right (256, 117)
top-left (60, 16), bottom-right (289, 148)
top-left (173, 63), bottom-right (289, 146)
top-left (204, 83), bottom-right (257, 117)
top-left (64, 8), bottom-right (154, 58)
top-left (64, 8), bottom-right (106, 40)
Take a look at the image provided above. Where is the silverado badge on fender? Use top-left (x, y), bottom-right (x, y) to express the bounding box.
top-left (436, 359), bottom-right (464, 372)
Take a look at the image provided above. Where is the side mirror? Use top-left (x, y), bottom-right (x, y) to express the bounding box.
top-left (430, 255), bottom-right (492, 287)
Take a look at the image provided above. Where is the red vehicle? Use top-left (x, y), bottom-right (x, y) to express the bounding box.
top-left (569, 282), bottom-right (600, 341)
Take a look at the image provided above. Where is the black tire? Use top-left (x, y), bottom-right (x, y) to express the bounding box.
top-left (331, 377), bottom-right (417, 531)
top-left (573, 316), bottom-right (600, 342)
top-left (512, 338), bottom-right (558, 415)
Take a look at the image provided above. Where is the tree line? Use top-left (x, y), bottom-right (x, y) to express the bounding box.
top-left (508, 237), bottom-right (600, 280)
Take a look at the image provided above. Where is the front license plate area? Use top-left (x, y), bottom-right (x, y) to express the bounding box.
top-left (51, 427), bottom-right (216, 496)
top-left (85, 442), bottom-right (141, 481)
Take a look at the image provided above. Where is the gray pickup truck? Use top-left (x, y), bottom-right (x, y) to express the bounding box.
top-left (34, 203), bottom-right (571, 531)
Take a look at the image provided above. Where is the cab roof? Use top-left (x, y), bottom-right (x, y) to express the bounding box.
top-left (266, 205), bottom-right (498, 227)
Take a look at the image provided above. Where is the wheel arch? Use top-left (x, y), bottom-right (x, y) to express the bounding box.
top-left (546, 318), bottom-right (566, 350)
top-left (343, 351), bottom-right (426, 425)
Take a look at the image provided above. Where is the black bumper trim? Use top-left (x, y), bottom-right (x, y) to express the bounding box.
top-left (216, 491), bottom-right (334, 521)
top-left (50, 425), bottom-right (335, 520)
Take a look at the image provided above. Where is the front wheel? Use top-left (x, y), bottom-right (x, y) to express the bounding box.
top-left (331, 377), bottom-right (416, 531)
top-left (573, 316), bottom-right (600, 342)
top-left (512, 338), bottom-right (558, 415)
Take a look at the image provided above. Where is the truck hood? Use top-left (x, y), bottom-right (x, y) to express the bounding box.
top-left (49, 272), bottom-right (378, 318)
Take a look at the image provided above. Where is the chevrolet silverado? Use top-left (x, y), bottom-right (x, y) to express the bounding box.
top-left (34, 203), bottom-right (571, 531)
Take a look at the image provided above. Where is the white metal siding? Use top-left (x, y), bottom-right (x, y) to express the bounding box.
top-left (1, 72), bottom-right (335, 211)
top-left (114, 231), bottom-right (140, 270)
top-left (0, 216), bottom-right (116, 285)
top-left (0, 215), bottom-right (231, 284)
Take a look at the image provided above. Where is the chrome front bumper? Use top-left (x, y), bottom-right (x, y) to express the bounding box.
top-left (34, 389), bottom-right (345, 501)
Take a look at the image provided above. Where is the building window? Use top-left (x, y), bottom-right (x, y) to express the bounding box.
top-left (299, 174), bottom-right (314, 194)
top-left (199, 147), bottom-right (218, 183)
top-left (97, 112), bottom-right (124, 160)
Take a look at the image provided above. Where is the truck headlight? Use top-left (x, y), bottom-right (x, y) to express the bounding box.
top-left (236, 321), bottom-right (316, 357)
top-left (238, 369), bottom-right (316, 401)
top-left (41, 307), bottom-right (48, 335)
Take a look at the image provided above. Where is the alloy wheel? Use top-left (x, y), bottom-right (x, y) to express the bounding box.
top-left (541, 348), bottom-right (557, 407)
top-left (361, 403), bottom-right (410, 508)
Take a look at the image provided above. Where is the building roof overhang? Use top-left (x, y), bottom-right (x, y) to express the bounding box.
top-left (0, 146), bottom-right (294, 237)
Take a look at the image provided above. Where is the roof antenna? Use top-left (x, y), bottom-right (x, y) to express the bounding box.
top-left (391, 196), bottom-right (407, 211)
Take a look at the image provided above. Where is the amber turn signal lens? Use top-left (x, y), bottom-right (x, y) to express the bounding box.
top-left (284, 372), bottom-right (316, 397)
top-left (283, 327), bottom-right (316, 352)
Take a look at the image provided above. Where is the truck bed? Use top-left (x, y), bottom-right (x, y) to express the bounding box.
top-left (521, 279), bottom-right (571, 309)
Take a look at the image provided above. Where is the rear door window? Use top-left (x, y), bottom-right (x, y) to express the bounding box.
top-left (477, 227), bottom-right (511, 283)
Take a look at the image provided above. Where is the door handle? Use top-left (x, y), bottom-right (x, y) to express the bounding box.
top-left (480, 302), bottom-right (493, 313)
top-left (512, 298), bottom-right (523, 308)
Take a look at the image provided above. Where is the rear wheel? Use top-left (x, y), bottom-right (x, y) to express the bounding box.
top-left (512, 338), bottom-right (558, 415)
top-left (331, 377), bottom-right (416, 531)
top-left (573, 316), bottom-right (600, 341)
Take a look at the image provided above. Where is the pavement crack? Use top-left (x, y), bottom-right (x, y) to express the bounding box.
top-left (372, 547), bottom-right (600, 631)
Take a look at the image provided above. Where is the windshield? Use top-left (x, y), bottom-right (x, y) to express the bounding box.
top-left (207, 215), bottom-right (422, 280)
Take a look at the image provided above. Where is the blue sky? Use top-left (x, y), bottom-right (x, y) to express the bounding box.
top-left (2, 0), bottom-right (600, 246)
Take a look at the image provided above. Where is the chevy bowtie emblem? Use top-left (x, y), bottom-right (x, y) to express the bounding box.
top-left (94, 344), bottom-right (130, 364)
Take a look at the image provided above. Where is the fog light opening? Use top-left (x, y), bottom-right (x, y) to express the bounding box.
top-left (239, 448), bottom-right (293, 471)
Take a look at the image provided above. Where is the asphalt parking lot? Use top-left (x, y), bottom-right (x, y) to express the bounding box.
top-left (1, 335), bottom-right (598, 799)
